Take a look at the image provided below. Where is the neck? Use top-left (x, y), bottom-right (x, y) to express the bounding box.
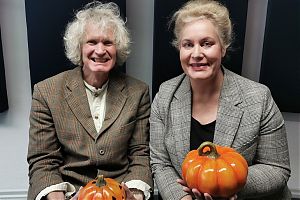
top-left (190, 70), bottom-right (224, 103)
top-left (83, 71), bottom-right (109, 89)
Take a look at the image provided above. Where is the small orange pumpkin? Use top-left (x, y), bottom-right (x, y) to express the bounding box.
top-left (78, 175), bottom-right (126, 200)
top-left (182, 141), bottom-right (248, 198)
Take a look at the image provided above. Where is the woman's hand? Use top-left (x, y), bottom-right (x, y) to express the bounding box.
top-left (180, 194), bottom-right (194, 200)
top-left (177, 179), bottom-right (237, 200)
top-left (121, 183), bottom-right (144, 200)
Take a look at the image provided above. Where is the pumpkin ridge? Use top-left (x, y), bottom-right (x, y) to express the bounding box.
top-left (182, 141), bottom-right (248, 198)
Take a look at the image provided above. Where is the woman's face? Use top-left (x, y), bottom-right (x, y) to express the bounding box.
top-left (179, 19), bottom-right (225, 81)
top-left (81, 24), bottom-right (117, 76)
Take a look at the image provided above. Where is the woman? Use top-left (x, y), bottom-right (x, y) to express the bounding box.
top-left (27, 2), bottom-right (152, 200)
top-left (149, 0), bottom-right (291, 199)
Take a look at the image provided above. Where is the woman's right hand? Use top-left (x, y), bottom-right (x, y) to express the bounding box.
top-left (180, 195), bottom-right (194, 200)
top-left (177, 179), bottom-right (237, 200)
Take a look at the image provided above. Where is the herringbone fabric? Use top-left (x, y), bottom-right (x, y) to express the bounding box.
top-left (27, 67), bottom-right (152, 199)
top-left (150, 67), bottom-right (291, 200)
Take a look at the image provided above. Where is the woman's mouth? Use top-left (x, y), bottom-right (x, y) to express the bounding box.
top-left (190, 63), bottom-right (209, 68)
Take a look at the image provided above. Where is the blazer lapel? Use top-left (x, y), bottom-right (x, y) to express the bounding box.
top-left (64, 67), bottom-right (98, 139)
top-left (98, 73), bottom-right (127, 137)
top-left (214, 68), bottom-right (244, 147)
top-left (171, 76), bottom-right (192, 165)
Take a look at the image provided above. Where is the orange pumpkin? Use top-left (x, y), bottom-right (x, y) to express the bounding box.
top-left (78, 175), bottom-right (126, 200)
top-left (182, 141), bottom-right (248, 198)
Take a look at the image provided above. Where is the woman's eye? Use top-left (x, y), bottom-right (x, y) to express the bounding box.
top-left (182, 42), bottom-right (193, 49)
top-left (202, 41), bottom-right (212, 47)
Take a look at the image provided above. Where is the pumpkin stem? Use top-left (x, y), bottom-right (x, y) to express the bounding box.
top-left (96, 175), bottom-right (107, 187)
top-left (198, 141), bottom-right (220, 159)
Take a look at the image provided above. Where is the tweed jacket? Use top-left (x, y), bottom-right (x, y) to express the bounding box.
top-left (150, 68), bottom-right (291, 200)
top-left (27, 67), bottom-right (153, 199)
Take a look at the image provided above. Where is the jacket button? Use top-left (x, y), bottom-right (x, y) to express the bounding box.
top-left (99, 150), bottom-right (105, 155)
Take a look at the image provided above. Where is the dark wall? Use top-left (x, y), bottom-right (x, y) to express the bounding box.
top-left (152, 0), bottom-right (248, 97)
top-left (260, 0), bottom-right (300, 113)
top-left (0, 29), bottom-right (9, 112)
top-left (24, 0), bottom-right (300, 113)
top-left (25, 0), bottom-right (126, 89)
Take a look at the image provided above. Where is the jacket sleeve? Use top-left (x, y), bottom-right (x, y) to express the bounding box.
top-left (123, 86), bottom-right (153, 189)
top-left (150, 91), bottom-right (189, 200)
top-left (239, 87), bottom-right (291, 199)
top-left (27, 84), bottom-right (65, 200)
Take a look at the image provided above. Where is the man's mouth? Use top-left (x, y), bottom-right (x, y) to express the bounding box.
top-left (91, 57), bottom-right (109, 63)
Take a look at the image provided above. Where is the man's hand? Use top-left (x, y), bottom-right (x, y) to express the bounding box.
top-left (121, 182), bottom-right (144, 200)
top-left (69, 186), bottom-right (82, 200)
top-left (46, 191), bottom-right (65, 200)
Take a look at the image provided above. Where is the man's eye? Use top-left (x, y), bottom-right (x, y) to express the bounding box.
top-left (87, 40), bottom-right (97, 45)
top-left (103, 40), bottom-right (114, 46)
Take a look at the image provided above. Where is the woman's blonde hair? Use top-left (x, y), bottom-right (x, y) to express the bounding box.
top-left (170, 0), bottom-right (232, 50)
top-left (63, 2), bottom-right (130, 66)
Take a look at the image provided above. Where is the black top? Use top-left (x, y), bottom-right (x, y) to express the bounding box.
top-left (190, 117), bottom-right (215, 150)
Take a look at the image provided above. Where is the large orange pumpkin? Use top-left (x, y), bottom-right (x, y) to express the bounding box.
top-left (78, 175), bottom-right (126, 200)
top-left (182, 141), bottom-right (248, 198)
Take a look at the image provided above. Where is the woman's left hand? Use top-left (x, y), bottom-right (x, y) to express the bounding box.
top-left (177, 179), bottom-right (237, 200)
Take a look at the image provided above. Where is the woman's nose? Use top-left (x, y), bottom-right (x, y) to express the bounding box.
top-left (191, 45), bottom-right (203, 59)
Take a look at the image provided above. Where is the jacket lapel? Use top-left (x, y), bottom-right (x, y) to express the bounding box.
top-left (171, 76), bottom-right (192, 165)
top-left (64, 67), bottom-right (98, 139)
top-left (214, 68), bottom-right (244, 147)
top-left (171, 69), bottom-right (244, 164)
top-left (98, 73), bottom-right (127, 138)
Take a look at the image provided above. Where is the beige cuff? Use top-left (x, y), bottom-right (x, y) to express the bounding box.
top-left (35, 182), bottom-right (76, 200)
top-left (125, 180), bottom-right (152, 200)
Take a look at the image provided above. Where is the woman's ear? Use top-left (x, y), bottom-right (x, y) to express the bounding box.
top-left (222, 47), bottom-right (227, 58)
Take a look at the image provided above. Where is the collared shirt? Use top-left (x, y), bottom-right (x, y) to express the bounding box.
top-left (35, 80), bottom-right (151, 200)
top-left (84, 80), bottom-right (108, 133)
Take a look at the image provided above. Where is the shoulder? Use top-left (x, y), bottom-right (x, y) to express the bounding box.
top-left (155, 73), bottom-right (186, 98)
top-left (224, 68), bottom-right (274, 108)
top-left (109, 71), bottom-right (150, 98)
top-left (225, 68), bottom-right (270, 95)
top-left (114, 71), bottom-right (149, 92)
top-left (151, 73), bottom-right (186, 112)
top-left (122, 73), bottom-right (149, 90)
top-left (34, 67), bottom-right (78, 92)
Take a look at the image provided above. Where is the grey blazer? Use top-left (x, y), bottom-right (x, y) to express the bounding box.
top-left (150, 68), bottom-right (291, 200)
top-left (27, 67), bottom-right (153, 199)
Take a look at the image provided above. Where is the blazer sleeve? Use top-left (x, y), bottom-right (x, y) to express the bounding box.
top-left (150, 91), bottom-right (189, 200)
top-left (123, 85), bottom-right (153, 189)
top-left (27, 84), bottom-right (65, 200)
top-left (239, 87), bottom-right (291, 199)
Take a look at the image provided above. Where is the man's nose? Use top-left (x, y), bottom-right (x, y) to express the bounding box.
top-left (95, 43), bottom-right (106, 54)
